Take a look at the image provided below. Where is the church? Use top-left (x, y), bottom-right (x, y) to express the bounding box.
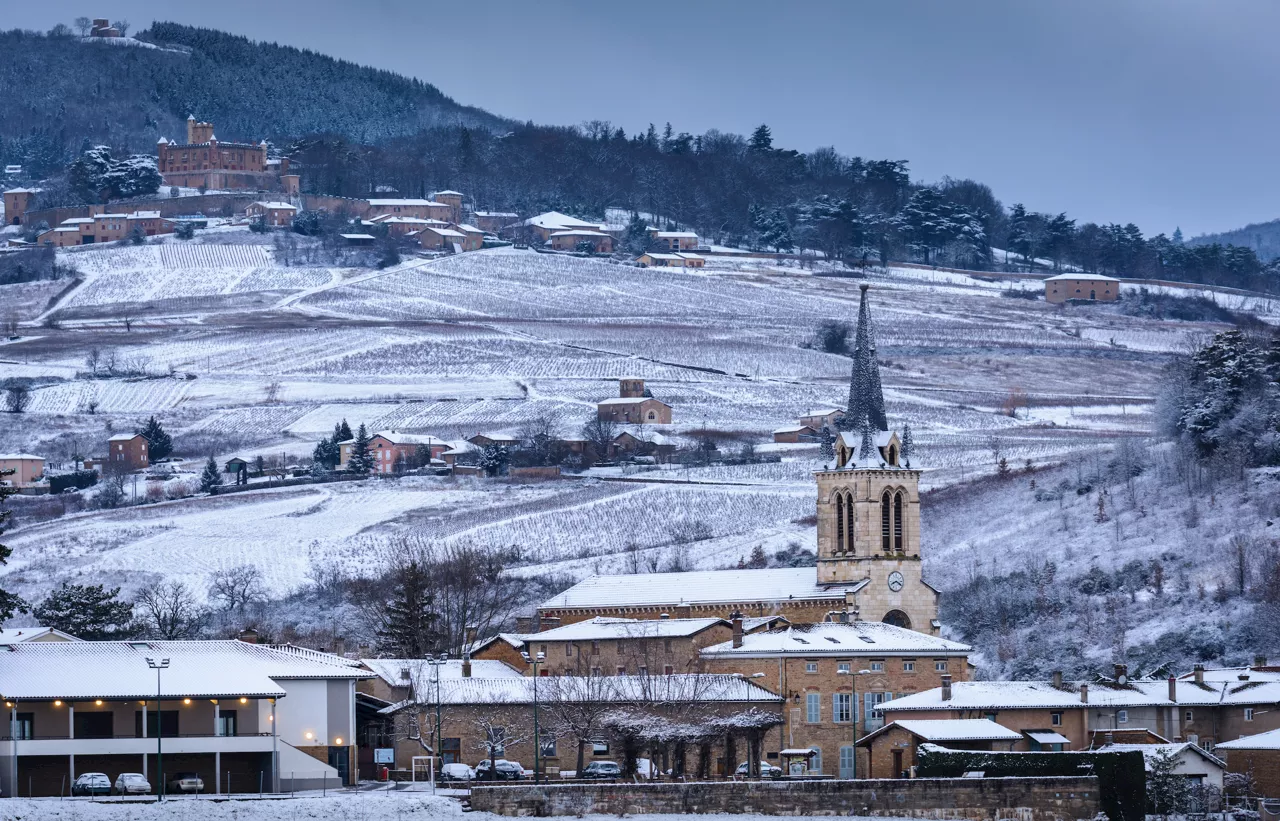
top-left (536, 285), bottom-right (940, 635)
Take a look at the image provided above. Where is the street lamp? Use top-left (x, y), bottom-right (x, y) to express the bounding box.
top-left (426, 653), bottom-right (449, 792)
top-left (146, 657), bottom-right (170, 800)
top-left (521, 650), bottom-right (546, 784)
top-left (836, 668), bottom-right (872, 780)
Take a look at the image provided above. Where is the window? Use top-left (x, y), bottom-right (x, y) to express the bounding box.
top-left (1245, 708), bottom-right (1255, 722)
top-left (808, 747), bottom-right (822, 774)
top-left (616, 666), bottom-right (627, 676)
top-left (565, 644), bottom-right (572, 657)
top-left (805, 662), bottom-right (819, 674)
top-left (664, 665), bottom-right (674, 675)
top-left (1051, 712), bottom-right (1063, 727)
top-left (985, 712), bottom-right (998, 722)
top-left (835, 493), bottom-right (845, 551)
top-left (935, 660), bottom-right (948, 672)
top-left (902, 660), bottom-right (915, 673)
top-left (893, 491), bottom-right (904, 553)
top-left (592, 741), bottom-right (609, 755)
top-left (806, 693), bottom-right (821, 723)
top-left (869, 661), bottom-right (884, 672)
top-left (590, 667), bottom-right (601, 677)
top-left (616, 641), bottom-right (625, 654)
top-left (14, 713), bottom-right (32, 740)
top-left (664, 639), bottom-right (672, 652)
top-left (1116, 710), bottom-right (1128, 724)
top-left (591, 641), bottom-right (599, 655)
top-left (881, 491), bottom-right (892, 552)
top-left (217, 710), bottom-right (237, 737)
top-left (833, 693), bottom-right (852, 723)
top-left (540, 735), bottom-right (557, 757)
top-left (1184, 710), bottom-right (1194, 722)
top-left (837, 662), bottom-right (851, 674)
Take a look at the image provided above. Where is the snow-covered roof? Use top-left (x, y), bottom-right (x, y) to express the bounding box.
top-left (524, 211), bottom-right (604, 231)
top-left (879, 719), bottom-right (1023, 743)
top-left (453, 224), bottom-right (483, 234)
top-left (1100, 742), bottom-right (1225, 769)
top-left (1220, 680), bottom-right (1280, 705)
top-left (1216, 727), bottom-right (1280, 751)
top-left (3, 187), bottom-right (37, 194)
top-left (127, 211), bottom-right (161, 219)
top-left (367, 199), bottom-right (447, 207)
top-left (880, 679), bottom-right (1225, 712)
top-left (1179, 666), bottom-right (1280, 683)
top-left (252, 201), bottom-right (297, 210)
top-left (702, 621), bottom-right (970, 658)
top-left (472, 211), bottom-right (519, 218)
top-left (360, 658), bottom-right (523, 690)
top-left (773, 426), bottom-right (816, 434)
top-left (802, 408), bottom-right (842, 417)
top-left (1025, 730), bottom-right (1071, 745)
top-left (424, 227), bottom-right (465, 238)
top-left (654, 231), bottom-right (698, 238)
top-left (379, 673), bottom-right (782, 713)
top-left (107, 433), bottom-right (143, 442)
top-left (470, 433), bottom-right (519, 443)
top-left (59, 218), bottom-right (94, 225)
top-left (525, 617), bottom-right (728, 643)
top-left (372, 431), bottom-right (450, 447)
top-left (0, 454), bottom-right (45, 461)
top-left (550, 229), bottom-right (609, 238)
top-left (0, 626), bottom-right (79, 643)
top-left (1044, 273), bottom-right (1120, 282)
top-left (0, 640), bottom-right (368, 701)
top-left (431, 190), bottom-right (465, 197)
top-left (542, 568), bottom-right (869, 611)
top-left (378, 216), bottom-right (436, 224)
top-left (340, 233), bottom-right (376, 240)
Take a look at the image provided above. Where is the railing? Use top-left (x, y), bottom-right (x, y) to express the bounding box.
top-left (2, 732), bottom-right (273, 741)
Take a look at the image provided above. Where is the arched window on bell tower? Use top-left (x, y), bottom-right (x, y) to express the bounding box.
top-left (881, 490), bottom-right (892, 553)
top-left (843, 492), bottom-right (856, 555)
top-left (893, 490), bottom-right (905, 554)
top-left (835, 493), bottom-right (845, 554)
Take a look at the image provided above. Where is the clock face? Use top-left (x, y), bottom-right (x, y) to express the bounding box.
top-left (887, 571), bottom-right (905, 592)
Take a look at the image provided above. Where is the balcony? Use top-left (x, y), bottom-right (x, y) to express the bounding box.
top-left (5, 733), bottom-right (276, 756)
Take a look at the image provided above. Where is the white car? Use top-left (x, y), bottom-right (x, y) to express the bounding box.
top-left (440, 763), bottom-right (476, 782)
top-left (113, 772), bottom-right (152, 795)
top-left (735, 760), bottom-right (783, 778)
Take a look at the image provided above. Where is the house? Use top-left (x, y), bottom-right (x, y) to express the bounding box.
top-left (372, 216), bottom-right (445, 237)
top-left (1215, 728), bottom-right (1280, 798)
top-left (467, 433), bottom-right (520, 449)
top-left (417, 225), bottom-right (467, 251)
top-left (0, 626), bottom-right (80, 643)
top-left (89, 18), bottom-right (121, 37)
top-left (857, 719), bottom-right (1023, 778)
top-left (450, 223), bottom-right (485, 251)
top-left (550, 230), bottom-right (613, 253)
top-left (611, 431), bottom-right (676, 460)
top-left (1098, 742), bottom-right (1225, 789)
top-left (1044, 273), bottom-right (1120, 304)
top-left (125, 211), bottom-right (175, 238)
top-left (105, 434), bottom-right (149, 471)
top-left (0, 639), bottom-right (371, 796)
top-left (2, 189), bottom-right (36, 226)
top-left (372, 674), bottom-right (782, 777)
top-left (0, 454), bottom-right (46, 487)
top-left (365, 199), bottom-right (451, 221)
top-left (37, 212), bottom-right (176, 246)
top-left (799, 408), bottom-right (844, 430)
top-left (597, 379), bottom-right (671, 425)
top-left (430, 191), bottom-right (465, 223)
top-left (224, 457), bottom-right (250, 486)
top-left (773, 425), bottom-right (817, 444)
top-left (336, 431), bottom-right (450, 474)
top-left (521, 212), bottom-right (608, 243)
top-left (157, 118), bottom-right (295, 192)
top-left (637, 252), bottom-right (704, 268)
top-left (701, 619), bottom-right (972, 778)
top-left (471, 211), bottom-right (519, 232)
top-left (648, 230), bottom-right (699, 251)
top-left (246, 202), bottom-right (297, 227)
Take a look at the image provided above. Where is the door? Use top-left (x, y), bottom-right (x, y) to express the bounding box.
top-left (328, 746), bottom-right (350, 785)
top-left (892, 749), bottom-right (903, 778)
top-left (838, 745), bottom-right (855, 779)
top-left (217, 710), bottom-right (237, 737)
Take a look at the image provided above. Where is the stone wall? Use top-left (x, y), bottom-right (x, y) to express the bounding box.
top-left (470, 776), bottom-right (1101, 820)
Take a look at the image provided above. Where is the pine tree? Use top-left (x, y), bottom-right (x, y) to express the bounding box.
top-left (200, 455), bottom-right (222, 493)
top-left (312, 436), bottom-right (339, 471)
top-left (997, 457), bottom-right (1010, 478)
top-left (334, 419), bottom-right (353, 443)
top-left (136, 416), bottom-right (173, 461)
top-left (900, 423), bottom-right (913, 467)
top-left (349, 424), bottom-right (372, 474)
top-left (376, 559), bottom-right (441, 657)
top-left (1094, 493), bottom-right (1109, 524)
top-left (749, 124), bottom-right (773, 152)
top-left (745, 544), bottom-right (768, 569)
top-left (1171, 227), bottom-right (1184, 245)
top-left (33, 583), bottom-right (134, 640)
top-left (0, 476), bottom-right (27, 624)
top-left (479, 444), bottom-right (510, 477)
top-left (819, 426), bottom-right (835, 461)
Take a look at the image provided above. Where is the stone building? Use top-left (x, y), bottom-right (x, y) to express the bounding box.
top-left (430, 191), bottom-right (465, 223)
top-left (1215, 728), bottom-right (1280, 798)
top-left (1044, 273), bottom-right (1120, 303)
top-left (857, 719), bottom-right (1022, 778)
top-left (104, 433), bottom-right (149, 471)
top-left (157, 117), bottom-right (294, 192)
top-left (245, 202), bottom-right (297, 227)
top-left (3, 188), bottom-right (36, 225)
top-left (596, 378), bottom-right (672, 425)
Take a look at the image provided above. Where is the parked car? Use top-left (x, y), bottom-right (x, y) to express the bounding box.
top-left (475, 759), bottom-right (524, 781)
top-left (440, 763), bottom-right (476, 782)
top-left (735, 760), bottom-right (783, 778)
top-left (113, 773), bottom-right (151, 795)
top-left (581, 761), bottom-right (621, 779)
top-left (167, 772), bottom-right (204, 794)
top-left (72, 773), bottom-right (111, 796)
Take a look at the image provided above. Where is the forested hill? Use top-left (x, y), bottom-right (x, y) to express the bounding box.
top-left (1191, 219), bottom-right (1280, 262)
top-left (0, 23), bottom-right (510, 175)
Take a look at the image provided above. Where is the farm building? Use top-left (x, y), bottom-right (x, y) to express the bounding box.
top-left (857, 719), bottom-right (1022, 778)
top-left (638, 252), bottom-right (704, 268)
top-left (773, 425), bottom-right (817, 443)
top-left (799, 408), bottom-right (844, 429)
top-left (648, 230), bottom-right (699, 250)
top-left (471, 211), bottom-right (519, 232)
top-left (1044, 273), bottom-right (1120, 303)
top-left (365, 199), bottom-right (451, 221)
top-left (430, 190), bottom-right (465, 222)
top-left (550, 229), bottom-right (613, 253)
top-left (522, 211), bottom-right (608, 242)
top-left (246, 202), bottom-right (297, 227)
top-left (417, 225), bottom-right (467, 251)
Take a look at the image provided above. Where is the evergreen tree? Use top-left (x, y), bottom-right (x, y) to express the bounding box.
top-left (749, 124), bottom-right (773, 152)
top-left (624, 213), bottom-right (651, 255)
top-left (33, 583), bottom-right (134, 640)
top-left (334, 419), bottom-right (353, 443)
top-left (1171, 227), bottom-right (1184, 245)
top-left (0, 477), bottom-right (28, 624)
top-left (136, 416), bottom-right (173, 461)
top-left (756, 208), bottom-right (793, 251)
top-left (349, 424), bottom-right (373, 474)
top-left (818, 426), bottom-right (835, 462)
top-left (376, 559), bottom-right (441, 657)
top-left (199, 455), bottom-right (222, 493)
top-left (744, 544), bottom-right (768, 569)
top-left (1146, 748), bottom-right (1191, 815)
top-left (479, 444), bottom-right (510, 477)
top-left (900, 423), bottom-right (913, 467)
top-left (312, 436), bottom-right (339, 470)
top-left (1007, 203), bottom-right (1032, 264)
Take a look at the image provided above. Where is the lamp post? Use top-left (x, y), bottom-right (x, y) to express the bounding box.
top-left (836, 668), bottom-right (871, 780)
top-left (426, 654), bottom-right (448, 792)
top-left (521, 651), bottom-right (546, 784)
top-left (146, 657), bottom-right (170, 800)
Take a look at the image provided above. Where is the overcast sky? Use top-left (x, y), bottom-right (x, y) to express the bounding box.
top-left (11, 1), bottom-right (1278, 236)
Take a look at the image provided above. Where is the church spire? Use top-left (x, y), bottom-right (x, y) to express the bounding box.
top-left (842, 284), bottom-right (888, 434)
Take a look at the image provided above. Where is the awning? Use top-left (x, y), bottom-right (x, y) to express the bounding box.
top-left (1026, 731), bottom-right (1071, 745)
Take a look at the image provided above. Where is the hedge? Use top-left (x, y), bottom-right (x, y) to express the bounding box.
top-left (48, 469), bottom-right (98, 494)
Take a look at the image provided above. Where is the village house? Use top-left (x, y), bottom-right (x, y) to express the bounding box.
top-left (856, 719), bottom-right (1022, 778)
top-left (550, 229), bottom-right (613, 253)
top-left (701, 618), bottom-right (972, 778)
top-left (1044, 272), bottom-right (1120, 303)
top-left (450, 223), bottom-right (486, 251)
top-left (611, 431), bottom-right (676, 461)
top-left (2, 189), bottom-right (36, 226)
top-left (430, 191), bottom-right (465, 223)
top-left (365, 199), bottom-right (451, 221)
top-left (104, 433), bottom-right (149, 471)
top-left (772, 425), bottom-right (817, 444)
top-left (799, 408), bottom-right (844, 430)
top-left (417, 225), bottom-right (467, 251)
top-left (0, 454), bottom-right (45, 487)
top-left (0, 639), bottom-right (371, 796)
top-left (372, 673), bottom-right (782, 778)
top-left (38, 211), bottom-right (176, 247)
top-left (89, 18), bottom-right (120, 37)
top-left (648, 230), bottom-right (700, 251)
top-left (521, 212), bottom-right (608, 243)
top-left (245, 202), bottom-right (297, 227)
top-left (471, 211), bottom-right (519, 233)
top-left (1098, 741), bottom-right (1225, 790)
top-left (637, 252), bottom-right (705, 268)
top-left (467, 433), bottom-right (520, 449)
top-left (1215, 728), bottom-right (1280, 798)
top-left (336, 431), bottom-right (450, 474)
top-left (158, 117), bottom-right (296, 192)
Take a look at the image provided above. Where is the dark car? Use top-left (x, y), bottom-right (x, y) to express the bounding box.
top-left (581, 761), bottom-right (621, 779)
top-left (475, 759), bottom-right (524, 781)
top-left (72, 773), bottom-right (111, 796)
top-left (167, 772), bottom-right (204, 794)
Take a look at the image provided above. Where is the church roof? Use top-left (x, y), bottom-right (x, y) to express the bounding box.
top-left (540, 568), bottom-right (868, 611)
top-left (700, 621), bottom-right (970, 658)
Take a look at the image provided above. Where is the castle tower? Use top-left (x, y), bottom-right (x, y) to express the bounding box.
top-left (814, 285), bottom-right (937, 633)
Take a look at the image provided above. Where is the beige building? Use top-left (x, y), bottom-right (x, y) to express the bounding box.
top-left (550, 229), bottom-right (613, 253)
top-left (3, 188), bottom-right (36, 225)
top-left (366, 199), bottom-right (451, 221)
top-left (246, 202), bottom-right (297, 226)
top-left (638, 252), bottom-right (704, 268)
top-left (649, 230), bottom-right (699, 251)
top-left (471, 211), bottom-right (519, 232)
top-left (1044, 273), bottom-right (1120, 303)
top-left (38, 211), bottom-right (175, 246)
top-left (430, 191), bottom-right (465, 223)
top-left (0, 454), bottom-right (45, 487)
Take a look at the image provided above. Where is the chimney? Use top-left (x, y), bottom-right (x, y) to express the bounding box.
top-left (399, 667), bottom-right (412, 684)
top-left (1113, 663), bottom-right (1128, 683)
top-left (333, 636), bottom-right (345, 657)
top-left (1168, 676), bottom-right (1177, 703)
top-left (1193, 664), bottom-right (1204, 685)
top-left (1255, 655), bottom-right (1269, 668)
top-left (731, 612), bottom-right (744, 649)
top-left (237, 627), bottom-right (259, 644)
top-left (660, 613), bottom-right (670, 620)
top-left (1051, 670), bottom-right (1063, 688)
top-left (940, 674), bottom-right (953, 702)
top-left (538, 616), bottom-right (560, 633)
top-left (1080, 683), bottom-right (1089, 704)
top-left (515, 616), bottom-right (533, 634)
top-left (358, 643), bottom-right (370, 658)
top-left (675, 604), bottom-right (692, 619)
top-left (1104, 732), bottom-right (1114, 747)
top-left (462, 655), bottom-right (472, 678)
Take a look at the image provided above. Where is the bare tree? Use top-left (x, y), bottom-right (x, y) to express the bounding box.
top-left (74, 16), bottom-right (92, 36)
top-left (263, 381), bottom-right (283, 404)
top-left (1, 312), bottom-right (18, 338)
top-left (4, 384), bottom-right (31, 413)
top-left (518, 412), bottom-right (562, 465)
top-left (541, 673), bottom-right (619, 774)
top-left (580, 417), bottom-right (618, 464)
top-left (207, 564), bottom-right (266, 613)
top-left (112, 19), bottom-right (130, 36)
top-left (134, 580), bottom-right (206, 638)
top-left (474, 715), bottom-right (528, 779)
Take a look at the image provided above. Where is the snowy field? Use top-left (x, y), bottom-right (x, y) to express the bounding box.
top-left (0, 237), bottom-right (1254, 618)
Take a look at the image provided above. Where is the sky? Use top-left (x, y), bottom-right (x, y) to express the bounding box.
top-left (9, 0), bottom-right (1278, 236)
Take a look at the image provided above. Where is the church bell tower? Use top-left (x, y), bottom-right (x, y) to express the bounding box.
top-left (814, 285), bottom-right (938, 634)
